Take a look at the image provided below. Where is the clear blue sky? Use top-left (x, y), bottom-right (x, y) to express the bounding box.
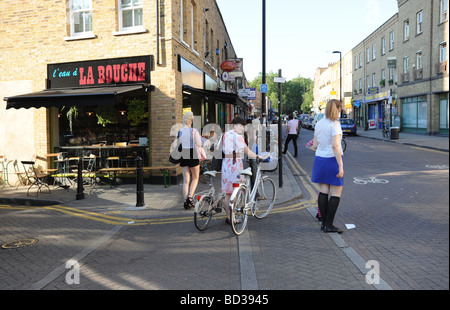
top-left (216, 0), bottom-right (399, 82)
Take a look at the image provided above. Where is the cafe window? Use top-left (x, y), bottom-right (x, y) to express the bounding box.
top-left (69, 0), bottom-right (93, 37)
top-left (119, 0), bottom-right (143, 31)
top-left (58, 98), bottom-right (148, 144)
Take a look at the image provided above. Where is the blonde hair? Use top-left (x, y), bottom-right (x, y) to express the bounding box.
top-left (325, 99), bottom-right (342, 121)
top-left (183, 111), bottom-right (194, 125)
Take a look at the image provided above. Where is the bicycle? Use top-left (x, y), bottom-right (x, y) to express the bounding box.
top-left (194, 170), bottom-right (226, 231)
top-left (382, 121), bottom-right (390, 139)
top-left (341, 135), bottom-right (347, 153)
top-left (229, 153), bottom-right (277, 236)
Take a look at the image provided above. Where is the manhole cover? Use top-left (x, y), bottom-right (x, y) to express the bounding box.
top-left (1, 238), bottom-right (39, 249)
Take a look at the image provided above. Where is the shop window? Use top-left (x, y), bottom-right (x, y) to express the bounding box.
top-left (439, 93), bottom-right (449, 132)
top-left (69, 0), bottom-right (93, 37)
top-left (402, 96), bottom-right (427, 131)
top-left (119, 0), bottom-right (144, 31)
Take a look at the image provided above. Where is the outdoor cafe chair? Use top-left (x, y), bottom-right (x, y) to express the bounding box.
top-left (21, 161), bottom-right (51, 196)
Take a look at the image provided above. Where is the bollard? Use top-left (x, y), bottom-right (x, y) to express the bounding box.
top-left (136, 156), bottom-right (144, 207)
top-left (76, 158), bottom-right (85, 200)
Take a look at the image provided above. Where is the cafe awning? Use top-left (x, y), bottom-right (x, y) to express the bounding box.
top-left (182, 85), bottom-right (248, 109)
top-left (4, 84), bottom-right (149, 109)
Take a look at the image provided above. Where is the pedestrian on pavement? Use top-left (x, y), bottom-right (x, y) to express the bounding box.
top-left (309, 99), bottom-right (344, 233)
top-left (222, 117), bottom-right (260, 224)
top-left (283, 114), bottom-right (299, 157)
top-left (179, 111), bottom-right (203, 209)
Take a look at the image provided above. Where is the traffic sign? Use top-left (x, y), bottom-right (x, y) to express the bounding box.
top-left (261, 84), bottom-right (268, 93)
top-left (274, 77), bottom-right (286, 83)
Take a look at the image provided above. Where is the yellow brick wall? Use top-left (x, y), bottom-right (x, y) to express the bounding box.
top-left (0, 0), bottom-right (238, 173)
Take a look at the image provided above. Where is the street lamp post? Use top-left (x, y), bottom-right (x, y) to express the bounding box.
top-left (333, 51), bottom-right (343, 117)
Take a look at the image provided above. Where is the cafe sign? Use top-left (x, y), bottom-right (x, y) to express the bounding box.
top-left (47, 55), bottom-right (153, 89)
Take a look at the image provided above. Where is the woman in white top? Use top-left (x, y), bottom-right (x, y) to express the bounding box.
top-left (178, 111), bottom-right (203, 209)
top-left (309, 99), bottom-right (344, 233)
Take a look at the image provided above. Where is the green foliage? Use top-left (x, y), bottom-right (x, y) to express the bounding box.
top-left (62, 106), bottom-right (79, 134)
top-left (127, 99), bottom-right (148, 125)
top-left (249, 72), bottom-right (314, 115)
top-left (95, 105), bottom-right (118, 127)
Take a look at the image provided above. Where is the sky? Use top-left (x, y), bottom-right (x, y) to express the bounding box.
top-left (216, 0), bottom-right (399, 82)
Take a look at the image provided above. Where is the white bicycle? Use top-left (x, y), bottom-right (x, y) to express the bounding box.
top-left (194, 170), bottom-right (226, 231)
top-left (229, 153), bottom-right (277, 236)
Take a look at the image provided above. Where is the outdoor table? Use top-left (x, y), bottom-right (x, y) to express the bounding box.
top-left (1, 158), bottom-right (13, 189)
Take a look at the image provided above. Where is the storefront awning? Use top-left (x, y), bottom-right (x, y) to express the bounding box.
top-left (182, 85), bottom-right (248, 109)
top-left (4, 84), bottom-right (149, 109)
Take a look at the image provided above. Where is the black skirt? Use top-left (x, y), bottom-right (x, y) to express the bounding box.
top-left (180, 148), bottom-right (200, 167)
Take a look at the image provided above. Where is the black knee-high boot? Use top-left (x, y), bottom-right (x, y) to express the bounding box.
top-left (323, 196), bottom-right (343, 233)
top-left (317, 192), bottom-right (328, 230)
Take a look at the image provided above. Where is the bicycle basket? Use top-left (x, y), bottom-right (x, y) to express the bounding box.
top-left (260, 152), bottom-right (278, 171)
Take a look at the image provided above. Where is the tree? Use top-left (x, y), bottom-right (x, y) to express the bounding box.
top-left (249, 73), bottom-right (314, 115)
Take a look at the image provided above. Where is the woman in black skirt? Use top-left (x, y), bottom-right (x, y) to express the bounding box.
top-left (178, 111), bottom-right (202, 209)
top-left (309, 99), bottom-right (344, 233)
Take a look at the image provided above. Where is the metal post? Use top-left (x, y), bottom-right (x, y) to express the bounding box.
top-left (136, 156), bottom-right (144, 207)
top-left (76, 158), bottom-right (84, 200)
top-left (278, 69), bottom-right (283, 188)
top-left (261, 0), bottom-right (266, 118)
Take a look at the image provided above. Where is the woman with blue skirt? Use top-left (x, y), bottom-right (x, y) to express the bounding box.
top-left (309, 99), bottom-right (344, 233)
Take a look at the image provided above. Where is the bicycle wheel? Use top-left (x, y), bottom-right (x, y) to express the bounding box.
top-left (254, 177), bottom-right (276, 219)
top-left (231, 187), bottom-right (248, 236)
top-left (341, 138), bottom-right (347, 152)
top-left (194, 196), bottom-right (212, 231)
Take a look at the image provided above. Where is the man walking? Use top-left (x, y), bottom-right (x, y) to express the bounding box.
top-left (283, 114), bottom-right (299, 157)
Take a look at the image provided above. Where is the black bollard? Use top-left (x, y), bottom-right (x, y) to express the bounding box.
top-left (136, 156), bottom-right (144, 207)
top-left (76, 158), bottom-right (85, 200)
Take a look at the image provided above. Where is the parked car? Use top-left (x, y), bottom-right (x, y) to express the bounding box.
top-left (311, 113), bottom-right (324, 129)
top-left (340, 118), bottom-right (357, 135)
top-left (299, 114), bottom-right (309, 128)
top-left (307, 116), bottom-right (314, 129)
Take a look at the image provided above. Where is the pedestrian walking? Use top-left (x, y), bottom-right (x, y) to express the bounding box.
top-left (221, 117), bottom-right (260, 224)
top-left (283, 114), bottom-right (299, 157)
top-left (179, 111), bottom-right (203, 209)
top-left (308, 99), bottom-right (344, 233)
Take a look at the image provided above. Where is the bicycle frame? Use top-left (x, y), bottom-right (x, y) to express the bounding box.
top-left (230, 162), bottom-right (264, 215)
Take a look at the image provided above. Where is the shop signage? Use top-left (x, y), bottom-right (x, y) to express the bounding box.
top-left (47, 55), bottom-right (153, 89)
top-left (220, 61), bottom-right (236, 72)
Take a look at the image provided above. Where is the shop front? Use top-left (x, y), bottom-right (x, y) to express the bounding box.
top-left (5, 55), bottom-right (154, 169)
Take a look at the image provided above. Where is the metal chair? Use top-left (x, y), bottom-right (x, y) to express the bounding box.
top-left (21, 161), bottom-right (51, 196)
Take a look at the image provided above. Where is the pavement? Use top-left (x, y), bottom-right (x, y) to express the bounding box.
top-left (0, 129), bottom-right (448, 292)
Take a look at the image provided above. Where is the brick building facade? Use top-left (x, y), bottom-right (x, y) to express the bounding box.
top-left (0, 0), bottom-right (249, 184)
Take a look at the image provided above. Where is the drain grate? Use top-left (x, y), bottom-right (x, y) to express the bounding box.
top-left (1, 238), bottom-right (39, 249)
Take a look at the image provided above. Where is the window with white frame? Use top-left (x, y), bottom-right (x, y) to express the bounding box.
top-left (381, 36), bottom-right (386, 55)
top-left (359, 79), bottom-right (362, 91)
top-left (440, 0), bottom-right (448, 23)
top-left (69, 0), bottom-right (93, 36)
top-left (389, 67), bottom-right (394, 81)
top-left (404, 56), bottom-right (409, 73)
top-left (359, 52), bottom-right (363, 67)
top-left (119, 0), bottom-right (143, 31)
top-left (367, 48), bottom-right (370, 63)
top-left (390, 31), bottom-right (395, 50)
top-left (416, 51), bottom-right (423, 69)
top-left (416, 10), bottom-right (423, 34)
top-left (404, 20), bottom-right (410, 41)
top-left (372, 43), bottom-right (376, 60)
top-left (440, 42), bottom-right (447, 63)
top-left (355, 56), bottom-right (358, 70)
top-left (381, 69), bottom-right (386, 82)
top-left (367, 75), bottom-right (370, 89)
top-left (372, 73), bottom-right (376, 87)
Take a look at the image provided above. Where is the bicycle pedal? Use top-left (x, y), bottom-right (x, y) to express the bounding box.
top-left (214, 207), bottom-right (222, 213)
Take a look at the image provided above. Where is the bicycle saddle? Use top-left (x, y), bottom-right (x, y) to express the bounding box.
top-left (239, 167), bottom-right (252, 176)
top-left (204, 170), bottom-right (217, 177)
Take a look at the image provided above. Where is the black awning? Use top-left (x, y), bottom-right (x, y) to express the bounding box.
top-left (4, 85), bottom-right (148, 109)
top-left (182, 85), bottom-right (248, 109)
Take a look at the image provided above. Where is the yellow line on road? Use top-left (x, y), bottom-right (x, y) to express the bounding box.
top-left (410, 146), bottom-right (448, 154)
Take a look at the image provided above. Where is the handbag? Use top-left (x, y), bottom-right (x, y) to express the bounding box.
top-left (192, 128), bottom-right (206, 162)
top-left (169, 131), bottom-right (182, 165)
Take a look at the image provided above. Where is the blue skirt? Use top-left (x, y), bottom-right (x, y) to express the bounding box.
top-left (311, 156), bottom-right (344, 186)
